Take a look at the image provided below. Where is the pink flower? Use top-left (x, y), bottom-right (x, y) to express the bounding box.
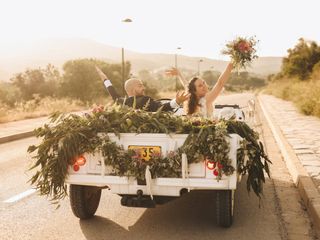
top-left (131, 150), bottom-right (141, 159)
top-left (92, 106), bottom-right (104, 113)
top-left (152, 152), bottom-right (161, 158)
top-left (168, 151), bottom-right (175, 158)
top-left (192, 121), bottom-right (201, 126)
top-left (237, 41), bottom-right (252, 52)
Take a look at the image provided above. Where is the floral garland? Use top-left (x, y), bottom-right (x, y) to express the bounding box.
top-left (99, 120), bottom-right (234, 180)
top-left (28, 105), bottom-right (271, 203)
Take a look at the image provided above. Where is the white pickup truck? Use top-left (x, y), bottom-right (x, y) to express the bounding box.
top-left (66, 104), bottom-right (247, 228)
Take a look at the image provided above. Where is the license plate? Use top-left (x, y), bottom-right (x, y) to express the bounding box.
top-left (128, 145), bottom-right (161, 161)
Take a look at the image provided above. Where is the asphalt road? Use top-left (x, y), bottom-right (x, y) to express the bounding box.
top-left (0, 93), bottom-right (314, 240)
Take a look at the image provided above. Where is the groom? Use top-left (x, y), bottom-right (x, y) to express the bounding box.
top-left (96, 66), bottom-right (189, 112)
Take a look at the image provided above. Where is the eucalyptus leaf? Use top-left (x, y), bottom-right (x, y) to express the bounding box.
top-left (28, 105), bottom-right (271, 203)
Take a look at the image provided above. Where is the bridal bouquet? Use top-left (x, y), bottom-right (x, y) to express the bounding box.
top-left (222, 36), bottom-right (258, 71)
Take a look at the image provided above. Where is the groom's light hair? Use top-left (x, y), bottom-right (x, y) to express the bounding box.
top-left (124, 78), bottom-right (141, 96)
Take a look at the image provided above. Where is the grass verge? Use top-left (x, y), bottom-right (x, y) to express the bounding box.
top-left (0, 97), bottom-right (111, 123)
top-left (263, 79), bottom-right (320, 118)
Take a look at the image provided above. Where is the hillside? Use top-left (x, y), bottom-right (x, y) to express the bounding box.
top-left (0, 38), bottom-right (283, 81)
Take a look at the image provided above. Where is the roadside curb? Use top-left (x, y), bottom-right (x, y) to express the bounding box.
top-left (0, 131), bottom-right (35, 144)
top-left (258, 94), bottom-right (320, 233)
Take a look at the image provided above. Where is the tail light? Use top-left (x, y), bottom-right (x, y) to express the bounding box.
top-left (73, 164), bottom-right (80, 171)
top-left (72, 155), bottom-right (86, 172)
top-left (75, 155), bottom-right (86, 166)
top-left (206, 160), bottom-right (215, 170)
top-left (206, 160), bottom-right (223, 177)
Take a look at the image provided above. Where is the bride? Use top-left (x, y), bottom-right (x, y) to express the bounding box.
top-left (169, 62), bottom-right (233, 118)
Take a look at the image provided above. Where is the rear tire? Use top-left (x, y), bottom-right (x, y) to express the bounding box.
top-left (216, 190), bottom-right (234, 228)
top-left (69, 185), bottom-right (101, 219)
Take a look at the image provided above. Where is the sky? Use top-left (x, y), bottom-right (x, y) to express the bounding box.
top-left (0, 0), bottom-right (319, 59)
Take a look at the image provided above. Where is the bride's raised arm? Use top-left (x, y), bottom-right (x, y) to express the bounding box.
top-left (176, 69), bottom-right (188, 91)
top-left (205, 62), bottom-right (233, 104)
top-left (166, 67), bottom-right (188, 91)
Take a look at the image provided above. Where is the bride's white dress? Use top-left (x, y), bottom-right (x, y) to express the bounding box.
top-left (198, 97), bottom-right (214, 119)
top-left (199, 97), bottom-right (237, 120)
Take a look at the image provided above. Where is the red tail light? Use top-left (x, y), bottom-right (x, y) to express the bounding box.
top-left (73, 164), bottom-right (80, 172)
top-left (72, 155), bottom-right (86, 172)
top-left (75, 155), bottom-right (86, 166)
top-left (206, 160), bottom-right (215, 170)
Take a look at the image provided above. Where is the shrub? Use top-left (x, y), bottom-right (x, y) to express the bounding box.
top-left (265, 79), bottom-right (320, 118)
top-left (0, 97), bottom-right (87, 123)
top-left (311, 62), bottom-right (320, 81)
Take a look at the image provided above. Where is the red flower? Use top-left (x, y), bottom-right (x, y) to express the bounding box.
top-left (192, 121), bottom-right (201, 126)
top-left (237, 41), bottom-right (252, 52)
top-left (132, 150), bottom-right (141, 159)
top-left (153, 152), bottom-right (161, 158)
top-left (92, 106), bottom-right (104, 113)
top-left (213, 169), bottom-right (219, 176)
top-left (168, 151), bottom-right (176, 158)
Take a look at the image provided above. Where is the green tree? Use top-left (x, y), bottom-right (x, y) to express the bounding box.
top-left (229, 72), bottom-right (249, 86)
top-left (226, 72), bottom-right (265, 90)
top-left (246, 77), bottom-right (266, 88)
top-left (0, 81), bottom-right (21, 106)
top-left (154, 73), bottom-right (176, 92)
top-left (311, 62), bottom-right (320, 80)
top-left (143, 82), bottom-right (160, 99)
top-left (281, 38), bottom-right (320, 80)
top-left (138, 69), bottom-right (155, 83)
top-left (42, 64), bottom-right (60, 97)
top-left (138, 69), bottom-right (165, 98)
top-left (60, 59), bottom-right (131, 101)
top-left (201, 70), bottom-right (220, 87)
top-left (11, 64), bottom-right (60, 100)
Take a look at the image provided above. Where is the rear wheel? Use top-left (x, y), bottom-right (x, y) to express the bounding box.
top-left (69, 185), bottom-right (101, 219)
top-left (216, 190), bottom-right (234, 227)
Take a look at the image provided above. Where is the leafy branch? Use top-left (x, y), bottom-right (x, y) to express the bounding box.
top-left (28, 105), bottom-right (271, 203)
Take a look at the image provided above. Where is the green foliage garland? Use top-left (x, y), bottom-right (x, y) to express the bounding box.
top-left (28, 105), bottom-right (271, 203)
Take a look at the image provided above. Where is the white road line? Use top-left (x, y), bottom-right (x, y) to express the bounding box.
top-left (3, 189), bottom-right (36, 203)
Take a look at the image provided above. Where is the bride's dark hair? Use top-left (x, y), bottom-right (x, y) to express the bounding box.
top-left (187, 77), bottom-right (201, 115)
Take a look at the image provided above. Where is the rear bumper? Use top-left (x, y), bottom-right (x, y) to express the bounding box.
top-left (66, 134), bottom-right (240, 197)
top-left (66, 174), bottom-right (237, 197)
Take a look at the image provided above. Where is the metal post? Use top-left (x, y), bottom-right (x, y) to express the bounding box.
top-left (197, 61), bottom-right (200, 76)
top-left (121, 18), bottom-right (132, 96)
top-left (198, 59), bottom-right (203, 76)
top-left (175, 53), bottom-right (178, 91)
top-left (122, 47), bottom-right (125, 96)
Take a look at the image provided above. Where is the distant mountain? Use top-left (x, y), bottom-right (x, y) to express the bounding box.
top-left (0, 38), bottom-right (283, 81)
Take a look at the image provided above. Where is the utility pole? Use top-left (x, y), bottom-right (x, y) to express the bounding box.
top-left (175, 47), bottom-right (181, 91)
top-left (198, 59), bottom-right (203, 76)
top-left (121, 18), bottom-right (132, 95)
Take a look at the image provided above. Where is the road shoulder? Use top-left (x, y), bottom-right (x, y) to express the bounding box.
top-left (257, 95), bottom-right (318, 239)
